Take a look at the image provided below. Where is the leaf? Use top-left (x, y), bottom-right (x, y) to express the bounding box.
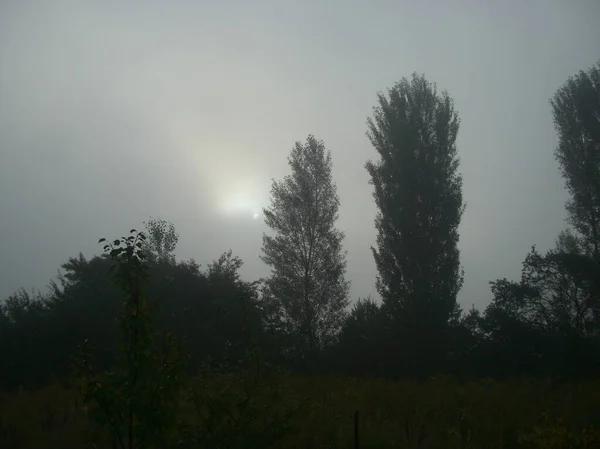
top-left (113, 239), bottom-right (121, 246)
top-left (98, 238), bottom-right (106, 243)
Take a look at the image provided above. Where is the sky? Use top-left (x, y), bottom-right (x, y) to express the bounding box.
top-left (1, 0), bottom-right (599, 311)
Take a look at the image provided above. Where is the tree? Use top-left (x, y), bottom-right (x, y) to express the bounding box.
top-left (141, 217), bottom-right (179, 264)
top-left (335, 296), bottom-right (386, 376)
top-left (75, 230), bottom-right (188, 449)
top-left (365, 73), bottom-right (465, 377)
top-left (478, 227), bottom-right (600, 380)
top-left (260, 134), bottom-right (350, 369)
top-left (0, 289), bottom-right (53, 389)
top-left (551, 61), bottom-right (600, 259)
top-left (207, 249), bottom-right (244, 283)
top-left (205, 250), bottom-right (264, 367)
top-left (0, 240), bottom-right (268, 390)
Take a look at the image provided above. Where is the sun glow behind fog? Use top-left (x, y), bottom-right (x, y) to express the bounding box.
top-left (165, 122), bottom-right (268, 222)
top-left (218, 189), bottom-right (264, 220)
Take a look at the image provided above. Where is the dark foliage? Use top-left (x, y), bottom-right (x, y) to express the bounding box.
top-left (551, 61), bottom-right (600, 258)
top-left (0, 227), bottom-right (264, 391)
top-left (364, 73), bottom-right (465, 378)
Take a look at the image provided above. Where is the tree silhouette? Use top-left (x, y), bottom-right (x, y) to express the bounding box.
top-left (0, 231), bottom-right (270, 391)
top-left (141, 217), bottom-right (179, 264)
top-left (335, 296), bottom-right (386, 376)
top-left (482, 242), bottom-right (600, 379)
top-left (471, 62), bottom-right (600, 380)
top-left (260, 134), bottom-right (350, 371)
top-left (551, 60), bottom-right (600, 259)
top-left (365, 73), bottom-right (465, 377)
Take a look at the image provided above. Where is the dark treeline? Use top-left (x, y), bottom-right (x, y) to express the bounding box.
top-left (1, 63), bottom-right (600, 392)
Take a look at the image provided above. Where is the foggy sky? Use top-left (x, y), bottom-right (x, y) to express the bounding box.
top-left (1, 0), bottom-right (599, 310)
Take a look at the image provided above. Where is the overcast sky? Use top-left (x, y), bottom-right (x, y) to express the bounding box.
top-left (1, 0), bottom-right (599, 310)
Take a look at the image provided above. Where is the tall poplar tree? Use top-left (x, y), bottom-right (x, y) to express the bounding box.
top-left (551, 60), bottom-right (600, 258)
top-left (260, 135), bottom-right (350, 368)
top-left (365, 73), bottom-right (465, 376)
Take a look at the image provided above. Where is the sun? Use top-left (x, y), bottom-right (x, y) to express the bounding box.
top-left (218, 189), bottom-right (263, 220)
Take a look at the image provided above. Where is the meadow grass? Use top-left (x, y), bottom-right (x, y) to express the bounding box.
top-left (1, 375), bottom-right (599, 448)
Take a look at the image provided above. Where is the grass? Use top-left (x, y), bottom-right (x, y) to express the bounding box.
top-left (1, 375), bottom-right (599, 449)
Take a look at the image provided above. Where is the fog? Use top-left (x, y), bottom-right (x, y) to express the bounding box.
top-left (1, 0), bottom-right (599, 308)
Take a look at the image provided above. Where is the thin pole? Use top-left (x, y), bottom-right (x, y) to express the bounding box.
top-left (354, 409), bottom-right (359, 449)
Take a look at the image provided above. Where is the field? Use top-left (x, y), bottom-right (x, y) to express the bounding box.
top-left (1, 375), bottom-right (599, 449)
